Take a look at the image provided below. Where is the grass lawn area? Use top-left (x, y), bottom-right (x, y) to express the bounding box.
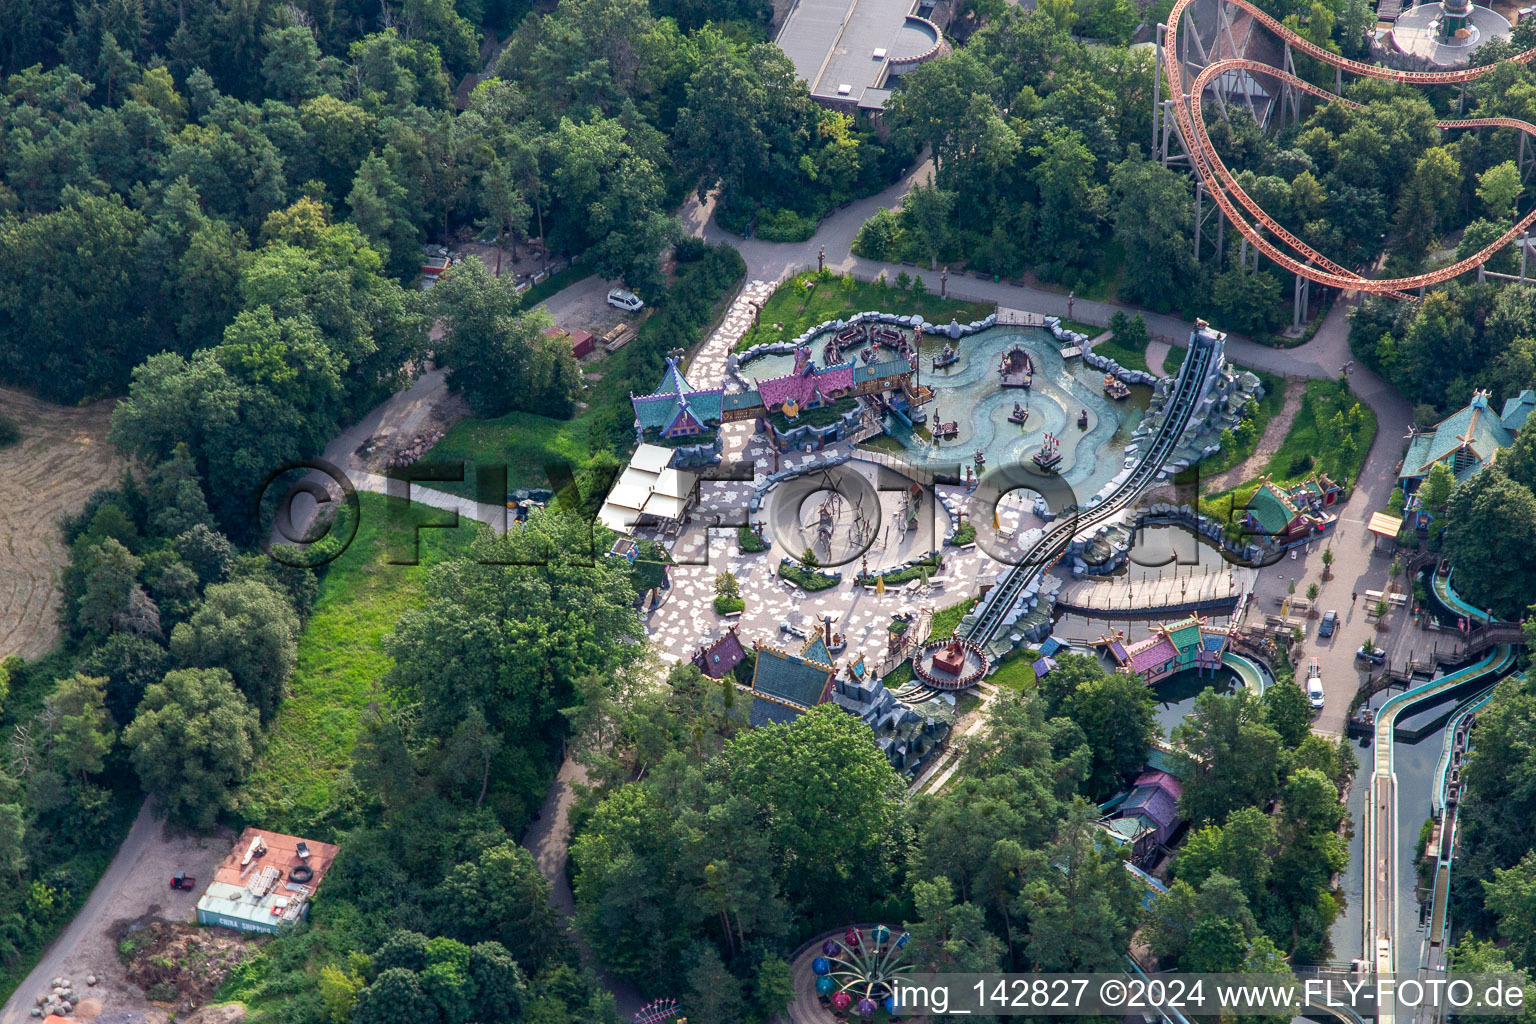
top-left (1263, 379), bottom-right (1376, 487)
top-left (426, 406), bottom-right (599, 499)
top-left (1199, 378), bottom-right (1377, 532)
top-left (1182, 368), bottom-right (1285, 481)
top-left (928, 597), bottom-right (976, 640)
top-left (1060, 318), bottom-right (1102, 337)
top-left (989, 648), bottom-right (1039, 692)
top-left (238, 492), bottom-right (478, 833)
top-left (882, 661), bottom-right (914, 689)
top-left (1092, 337), bottom-right (1149, 374)
top-left (734, 270), bottom-right (995, 353)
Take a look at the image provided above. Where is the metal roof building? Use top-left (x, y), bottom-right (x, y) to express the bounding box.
top-left (774, 0), bottom-right (948, 111)
top-left (196, 828), bottom-right (339, 935)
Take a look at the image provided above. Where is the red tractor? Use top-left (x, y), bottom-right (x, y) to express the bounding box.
top-left (170, 872), bottom-right (196, 891)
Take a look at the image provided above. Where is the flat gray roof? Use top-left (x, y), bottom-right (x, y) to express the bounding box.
top-left (775, 0), bottom-right (939, 105)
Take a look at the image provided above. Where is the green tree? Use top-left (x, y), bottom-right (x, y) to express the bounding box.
top-left (432, 842), bottom-right (565, 970)
top-left (1456, 219), bottom-right (1519, 275)
top-left (1443, 468), bottom-right (1536, 619)
top-left (74, 538), bottom-right (144, 641)
top-left (1029, 126), bottom-right (1105, 279)
top-left (754, 955), bottom-right (795, 1021)
top-left (544, 115), bottom-right (675, 293)
top-left (1479, 160), bottom-right (1523, 219)
top-left (1418, 460), bottom-right (1455, 518)
top-left (0, 803), bottom-right (25, 885)
top-left (124, 668), bottom-right (261, 827)
top-left (902, 181), bottom-right (956, 270)
top-left (170, 579), bottom-right (300, 723)
top-left (431, 258), bottom-right (578, 418)
top-left (1111, 151), bottom-right (1197, 309)
top-left (386, 510), bottom-right (644, 755)
top-left (353, 967), bottom-right (436, 1024)
top-left (1211, 262), bottom-right (1284, 334)
top-left (906, 875), bottom-right (1005, 972)
top-left (725, 705), bottom-right (902, 914)
top-left (0, 191), bottom-right (149, 402)
top-left (1485, 850), bottom-right (1536, 971)
top-left (43, 674), bottom-right (115, 782)
top-left (1261, 672), bottom-right (1313, 747)
top-left (1062, 670), bottom-right (1157, 798)
top-left (260, 25), bottom-right (323, 103)
top-left (685, 944), bottom-right (745, 1024)
top-left (1172, 688), bottom-right (1285, 825)
top-left (1174, 807), bottom-right (1276, 907)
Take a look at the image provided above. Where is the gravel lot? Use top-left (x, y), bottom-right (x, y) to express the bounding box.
top-left (0, 804), bottom-right (232, 1024)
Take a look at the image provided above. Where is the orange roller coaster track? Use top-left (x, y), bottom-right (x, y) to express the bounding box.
top-left (1162, 0), bottom-right (1536, 296)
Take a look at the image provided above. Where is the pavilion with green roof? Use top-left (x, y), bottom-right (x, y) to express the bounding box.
top-left (1400, 388), bottom-right (1535, 495)
top-left (1242, 474), bottom-right (1340, 548)
top-left (738, 636), bottom-right (836, 727)
top-left (630, 357), bottom-right (725, 441)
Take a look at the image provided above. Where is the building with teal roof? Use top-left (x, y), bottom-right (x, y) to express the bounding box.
top-left (1400, 388), bottom-right (1535, 495)
top-left (1096, 615), bottom-right (1231, 685)
top-left (630, 358), bottom-right (725, 441)
top-left (1241, 475), bottom-right (1339, 547)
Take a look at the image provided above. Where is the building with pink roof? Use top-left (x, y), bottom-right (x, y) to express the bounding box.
top-left (753, 348), bottom-right (857, 412)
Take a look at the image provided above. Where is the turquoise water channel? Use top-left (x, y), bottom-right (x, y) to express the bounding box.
top-left (743, 327), bottom-right (1153, 497)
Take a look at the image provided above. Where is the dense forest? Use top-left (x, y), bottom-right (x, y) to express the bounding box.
top-left (4, 0), bottom-right (1536, 1007)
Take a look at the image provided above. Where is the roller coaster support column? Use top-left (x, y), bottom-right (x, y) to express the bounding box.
top-left (1522, 232), bottom-right (1529, 283)
top-left (1294, 262), bottom-right (1312, 330)
top-left (1195, 180), bottom-right (1224, 265)
top-left (1520, 133), bottom-right (1533, 184)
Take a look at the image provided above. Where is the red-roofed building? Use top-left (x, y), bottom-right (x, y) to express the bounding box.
top-left (545, 326), bottom-right (597, 359)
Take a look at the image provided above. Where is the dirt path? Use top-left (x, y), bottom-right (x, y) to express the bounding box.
top-left (0, 387), bottom-right (125, 660)
top-left (1200, 377), bottom-right (1305, 494)
top-left (520, 758), bottom-right (644, 1018)
top-left (0, 801), bottom-right (231, 1024)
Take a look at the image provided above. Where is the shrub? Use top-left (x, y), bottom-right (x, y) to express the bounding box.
top-left (713, 595), bottom-right (745, 615)
top-left (737, 526), bottom-right (768, 552)
top-left (755, 208), bottom-right (819, 243)
top-left (948, 522), bottom-right (977, 546)
top-left (853, 208), bottom-right (902, 261)
top-left (780, 562), bottom-right (838, 591)
top-left (0, 412), bottom-right (18, 447)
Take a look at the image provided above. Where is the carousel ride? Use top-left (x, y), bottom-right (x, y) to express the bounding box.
top-left (910, 635), bottom-right (990, 690)
top-left (811, 925), bottom-right (915, 1020)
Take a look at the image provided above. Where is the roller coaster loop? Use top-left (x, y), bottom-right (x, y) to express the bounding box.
top-left (1163, 0), bottom-right (1536, 296)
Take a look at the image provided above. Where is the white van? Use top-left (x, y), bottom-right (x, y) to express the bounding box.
top-left (1306, 657), bottom-right (1325, 711)
top-left (607, 288), bottom-right (643, 311)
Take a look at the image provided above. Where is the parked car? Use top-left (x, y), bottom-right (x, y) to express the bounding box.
top-left (170, 872), bottom-right (196, 890)
top-left (1306, 657), bottom-right (1325, 711)
top-left (607, 288), bottom-right (643, 311)
top-left (1357, 645), bottom-right (1387, 665)
top-left (1319, 609), bottom-right (1338, 637)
